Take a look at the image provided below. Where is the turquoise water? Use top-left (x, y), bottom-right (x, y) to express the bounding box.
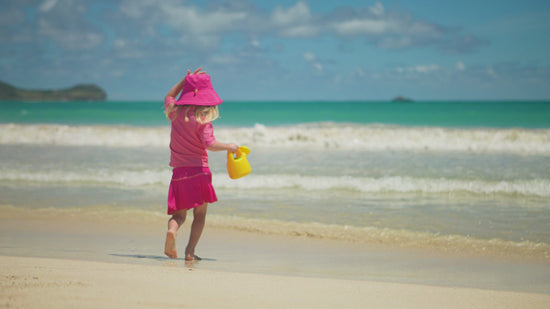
top-left (1, 100), bottom-right (550, 128)
top-left (1, 100), bottom-right (550, 260)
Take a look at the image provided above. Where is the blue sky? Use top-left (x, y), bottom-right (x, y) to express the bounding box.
top-left (1, 0), bottom-right (549, 101)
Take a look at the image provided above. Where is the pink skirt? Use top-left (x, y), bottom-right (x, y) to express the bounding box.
top-left (167, 167), bottom-right (217, 214)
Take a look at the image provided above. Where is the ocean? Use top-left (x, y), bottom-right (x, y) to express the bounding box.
top-left (1, 100), bottom-right (550, 261)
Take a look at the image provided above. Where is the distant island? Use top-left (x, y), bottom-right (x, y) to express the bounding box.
top-left (0, 80), bottom-right (107, 101)
top-left (392, 96), bottom-right (414, 103)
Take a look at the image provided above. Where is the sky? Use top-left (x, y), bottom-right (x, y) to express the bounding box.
top-left (1, 0), bottom-right (549, 101)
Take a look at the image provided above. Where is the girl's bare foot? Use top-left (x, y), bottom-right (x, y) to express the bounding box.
top-left (164, 231), bottom-right (177, 259)
top-left (185, 248), bottom-right (202, 261)
top-left (185, 254), bottom-right (202, 261)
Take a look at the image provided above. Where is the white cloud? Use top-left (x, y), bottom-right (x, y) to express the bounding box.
top-left (113, 0), bottom-right (482, 54)
top-left (396, 64), bottom-right (440, 74)
top-left (303, 51), bottom-right (323, 73)
top-left (39, 0), bottom-right (58, 12)
top-left (378, 37), bottom-right (413, 49)
top-left (303, 52), bottom-right (316, 62)
top-left (113, 39), bottom-right (126, 49)
top-left (329, 2), bottom-right (418, 38)
top-left (35, 0), bottom-right (103, 50)
top-left (159, 4), bottom-right (247, 35)
top-left (118, 0), bottom-right (252, 50)
top-left (271, 1), bottom-right (319, 37)
top-left (369, 2), bottom-right (385, 16)
top-left (487, 67), bottom-right (498, 78)
top-left (405, 21), bottom-right (442, 37)
top-left (313, 63), bottom-right (323, 73)
top-left (352, 67), bottom-right (366, 78)
top-left (326, 2), bottom-right (453, 51)
top-left (3, 0), bottom-right (489, 80)
top-left (209, 55), bottom-right (239, 65)
top-left (271, 1), bottom-right (312, 26)
top-left (332, 19), bottom-right (396, 36)
top-left (414, 64), bottom-right (439, 73)
top-left (278, 24), bottom-right (319, 37)
top-left (455, 61), bottom-right (466, 71)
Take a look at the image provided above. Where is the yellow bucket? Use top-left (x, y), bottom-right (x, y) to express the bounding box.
top-left (227, 146), bottom-right (251, 179)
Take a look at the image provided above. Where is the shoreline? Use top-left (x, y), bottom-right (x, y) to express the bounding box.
top-left (0, 204), bottom-right (548, 263)
top-left (1, 206), bottom-right (550, 295)
top-left (2, 255), bottom-right (549, 309)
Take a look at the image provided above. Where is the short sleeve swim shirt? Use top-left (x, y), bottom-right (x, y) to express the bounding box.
top-left (166, 97), bottom-right (216, 167)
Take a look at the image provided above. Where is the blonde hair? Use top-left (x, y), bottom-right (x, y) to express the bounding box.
top-left (165, 105), bottom-right (219, 124)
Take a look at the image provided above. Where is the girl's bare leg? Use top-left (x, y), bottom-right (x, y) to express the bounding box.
top-left (164, 210), bottom-right (187, 259)
top-left (185, 203), bottom-right (208, 261)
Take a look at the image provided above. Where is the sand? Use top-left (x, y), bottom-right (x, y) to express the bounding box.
top-left (1, 207), bottom-right (549, 308)
top-left (2, 255), bottom-right (549, 309)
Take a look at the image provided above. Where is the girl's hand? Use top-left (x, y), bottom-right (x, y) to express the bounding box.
top-left (187, 68), bottom-right (207, 75)
top-left (165, 67), bottom-right (206, 98)
top-left (227, 143), bottom-right (239, 153)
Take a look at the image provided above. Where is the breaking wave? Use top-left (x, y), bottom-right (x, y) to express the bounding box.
top-left (2, 169), bottom-right (549, 198)
top-left (1, 123), bottom-right (550, 155)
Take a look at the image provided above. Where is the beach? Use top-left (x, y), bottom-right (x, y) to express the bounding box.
top-left (2, 207), bottom-right (550, 308)
top-left (1, 209), bottom-right (549, 308)
top-left (1, 100), bottom-right (550, 307)
top-left (3, 256), bottom-right (550, 309)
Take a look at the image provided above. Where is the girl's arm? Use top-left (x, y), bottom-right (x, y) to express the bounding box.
top-left (165, 68), bottom-right (206, 100)
top-left (165, 77), bottom-right (186, 101)
top-left (207, 141), bottom-right (239, 152)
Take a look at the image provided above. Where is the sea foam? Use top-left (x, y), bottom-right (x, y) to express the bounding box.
top-left (206, 214), bottom-right (550, 261)
top-left (2, 168), bottom-right (549, 198)
top-left (1, 123), bottom-right (549, 155)
top-left (215, 174), bottom-right (550, 198)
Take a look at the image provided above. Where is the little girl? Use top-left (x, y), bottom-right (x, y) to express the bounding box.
top-left (163, 68), bottom-right (238, 260)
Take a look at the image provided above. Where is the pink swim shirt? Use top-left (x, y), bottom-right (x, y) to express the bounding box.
top-left (165, 97), bottom-right (217, 168)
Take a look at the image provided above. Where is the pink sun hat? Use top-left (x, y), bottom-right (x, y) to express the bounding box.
top-left (175, 74), bottom-right (223, 106)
